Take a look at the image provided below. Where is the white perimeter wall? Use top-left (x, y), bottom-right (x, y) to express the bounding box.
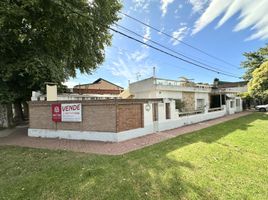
top-left (157, 109), bottom-right (226, 132)
top-left (28, 99), bottom-right (243, 142)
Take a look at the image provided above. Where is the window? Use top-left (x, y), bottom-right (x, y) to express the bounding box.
top-left (153, 103), bottom-right (158, 121)
top-left (230, 101), bottom-right (234, 108)
top-left (236, 99), bottom-right (240, 107)
top-left (165, 103), bottom-right (171, 119)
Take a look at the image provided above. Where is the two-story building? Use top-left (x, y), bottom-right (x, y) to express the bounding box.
top-left (129, 76), bottom-right (245, 115)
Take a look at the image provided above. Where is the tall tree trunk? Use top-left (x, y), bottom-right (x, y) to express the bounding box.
top-left (0, 104), bottom-right (13, 128)
top-left (22, 101), bottom-right (29, 120)
top-left (6, 103), bottom-right (14, 127)
top-left (14, 101), bottom-right (24, 124)
top-left (0, 104), bottom-right (8, 128)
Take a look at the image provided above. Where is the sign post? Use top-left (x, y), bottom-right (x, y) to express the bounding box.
top-left (52, 104), bottom-right (62, 122)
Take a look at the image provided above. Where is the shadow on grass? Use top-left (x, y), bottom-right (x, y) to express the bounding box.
top-left (1, 113), bottom-right (267, 200)
top-left (45, 112), bottom-right (266, 199)
top-left (106, 113), bottom-right (268, 199)
top-left (140, 113), bottom-right (267, 154)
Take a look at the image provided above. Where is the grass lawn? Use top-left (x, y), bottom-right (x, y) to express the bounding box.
top-left (0, 113), bottom-right (268, 200)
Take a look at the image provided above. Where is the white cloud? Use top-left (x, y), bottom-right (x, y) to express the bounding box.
top-left (188, 0), bottom-right (209, 13)
top-left (180, 22), bottom-right (187, 26)
top-left (110, 58), bottom-right (155, 82)
top-left (160, 0), bottom-right (174, 17)
top-left (130, 50), bottom-right (149, 62)
top-left (192, 0), bottom-right (268, 40)
top-left (108, 48), bottom-right (156, 82)
top-left (171, 26), bottom-right (190, 45)
top-left (158, 27), bottom-right (165, 35)
top-left (174, 4), bottom-right (183, 14)
top-left (143, 26), bottom-right (151, 43)
top-left (64, 81), bottom-right (79, 88)
top-left (131, 0), bottom-right (151, 12)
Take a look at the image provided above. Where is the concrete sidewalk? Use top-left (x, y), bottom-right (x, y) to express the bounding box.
top-left (0, 128), bottom-right (15, 137)
top-left (0, 111), bottom-right (251, 155)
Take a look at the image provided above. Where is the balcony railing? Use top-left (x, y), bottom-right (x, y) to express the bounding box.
top-left (178, 109), bottom-right (204, 117)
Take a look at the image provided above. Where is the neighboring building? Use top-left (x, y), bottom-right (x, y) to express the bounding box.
top-left (73, 78), bottom-right (124, 95)
top-left (31, 78), bottom-right (124, 101)
top-left (129, 76), bottom-right (244, 114)
top-left (213, 79), bottom-right (248, 93)
top-left (27, 76), bottom-right (246, 142)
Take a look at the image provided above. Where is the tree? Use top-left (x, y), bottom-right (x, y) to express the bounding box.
top-left (248, 62), bottom-right (268, 104)
top-left (241, 44), bottom-right (268, 80)
top-left (0, 0), bottom-right (122, 121)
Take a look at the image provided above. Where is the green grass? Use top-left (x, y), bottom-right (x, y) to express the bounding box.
top-left (0, 113), bottom-right (268, 200)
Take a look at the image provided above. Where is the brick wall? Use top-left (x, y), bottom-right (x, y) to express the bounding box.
top-left (116, 104), bottom-right (143, 132)
top-left (73, 88), bottom-right (121, 95)
top-left (29, 100), bottom-right (152, 133)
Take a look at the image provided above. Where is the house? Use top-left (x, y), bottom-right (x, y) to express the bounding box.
top-left (73, 78), bottom-right (124, 96)
top-left (129, 76), bottom-right (243, 114)
top-left (31, 78), bottom-right (124, 101)
top-left (213, 78), bottom-right (248, 93)
top-left (27, 76), bottom-right (246, 142)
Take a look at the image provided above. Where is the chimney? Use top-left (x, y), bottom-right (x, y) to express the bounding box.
top-left (45, 82), bottom-right (57, 101)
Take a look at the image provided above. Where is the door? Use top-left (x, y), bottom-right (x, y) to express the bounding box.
top-left (152, 103), bottom-right (159, 132)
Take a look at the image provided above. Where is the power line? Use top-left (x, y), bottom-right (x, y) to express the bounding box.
top-left (119, 11), bottom-right (239, 69)
top-left (110, 45), bottom-right (217, 80)
top-left (115, 24), bottom-right (240, 77)
top-left (110, 28), bottom-right (241, 79)
top-left (54, 1), bottom-right (241, 79)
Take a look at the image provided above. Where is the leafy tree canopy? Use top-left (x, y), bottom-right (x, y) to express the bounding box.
top-left (0, 0), bottom-right (122, 103)
top-left (248, 61), bottom-right (268, 103)
top-left (241, 44), bottom-right (268, 80)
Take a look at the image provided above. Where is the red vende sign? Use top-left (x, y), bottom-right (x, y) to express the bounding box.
top-left (52, 104), bottom-right (62, 122)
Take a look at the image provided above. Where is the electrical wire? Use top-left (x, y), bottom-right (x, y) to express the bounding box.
top-left (119, 11), bottom-right (239, 69)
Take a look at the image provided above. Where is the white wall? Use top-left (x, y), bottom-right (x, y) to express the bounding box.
top-left (143, 103), bottom-right (153, 126)
top-left (134, 91), bottom-right (157, 98)
top-left (29, 96), bottom-right (243, 142)
top-left (235, 97), bottom-right (243, 112)
top-left (157, 109), bottom-right (226, 132)
top-left (46, 85), bottom-right (57, 101)
top-left (195, 92), bottom-right (209, 110)
top-left (155, 91), bottom-right (183, 99)
top-left (129, 78), bottom-right (155, 96)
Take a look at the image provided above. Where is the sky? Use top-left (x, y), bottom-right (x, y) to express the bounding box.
top-left (65, 0), bottom-right (268, 88)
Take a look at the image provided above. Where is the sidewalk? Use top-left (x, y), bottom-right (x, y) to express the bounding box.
top-left (0, 111), bottom-right (251, 155)
top-left (0, 128), bottom-right (16, 137)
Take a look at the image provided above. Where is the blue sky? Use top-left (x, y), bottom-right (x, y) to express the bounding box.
top-left (66, 0), bottom-right (268, 88)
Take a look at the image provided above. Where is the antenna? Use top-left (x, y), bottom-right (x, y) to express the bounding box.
top-left (136, 72), bottom-right (141, 81)
top-left (153, 66), bottom-right (156, 78)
